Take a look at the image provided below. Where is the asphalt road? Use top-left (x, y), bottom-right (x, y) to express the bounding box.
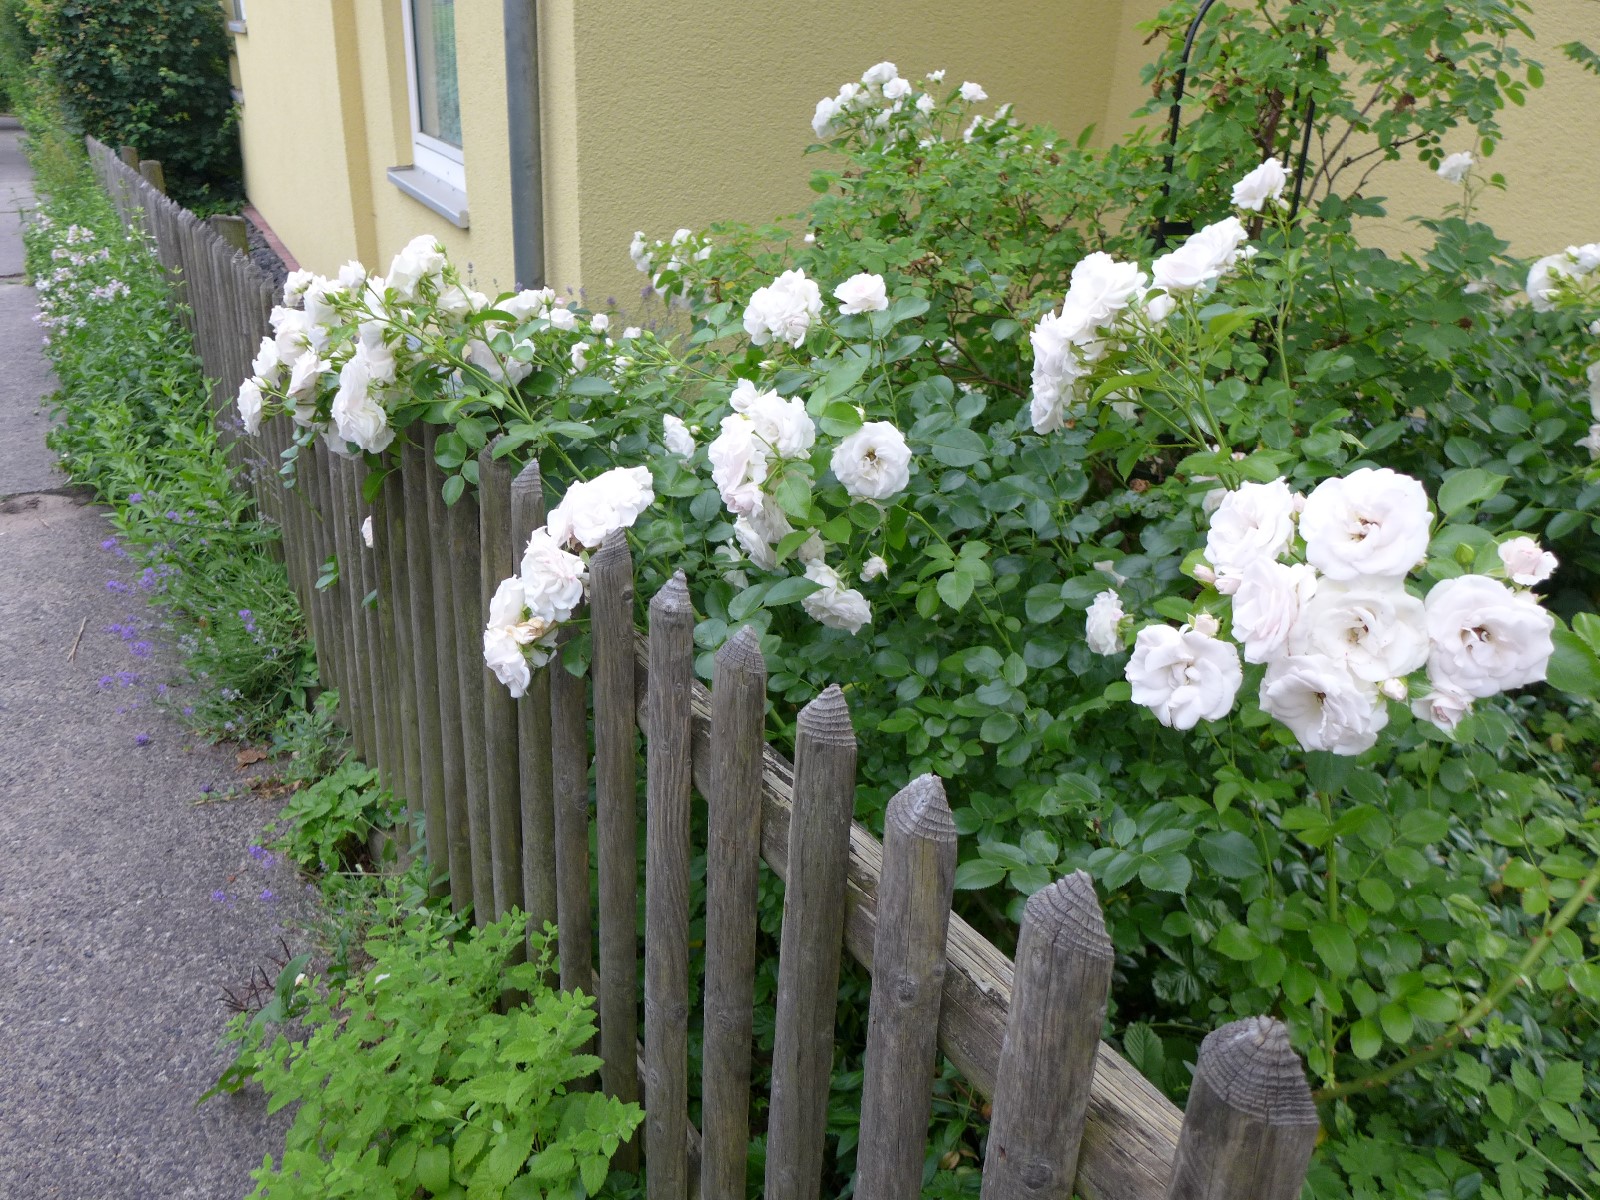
top-left (0, 122), bottom-right (311, 1200)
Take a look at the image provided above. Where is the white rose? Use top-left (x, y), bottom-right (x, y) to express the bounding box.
top-left (336, 259), bottom-right (367, 289)
top-left (361, 515), bottom-right (374, 548)
top-left (882, 77), bottom-right (912, 101)
top-left (1436, 151), bottom-right (1474, 183)
top-left (744, 390), bottom-right (816, 459)
top-left (1231, 560), bottom-right (1317, 664)
top-left (834, 272), bottom-right (889, 315)
top-left (1152, 217), bottom-right (1250, 294)
top-left (1294, 577), bottom-right (1430, 683)
top-left (1063, 251), bottom-right (1148, 328)
top-left (915, 94), bottom-right (936, 116)
top-left (1028, 303), bottom-right (1097, 433)
top-left (1587, 359), bottom-right (1600, 420)
top-left (547, 466), bottom-right (655, 549)
top-left (1411, 675), bottom-right (1474, 733)
top-left (1125, 624), bottom-right (1243, 730)
top-left (1424, 574), bottom-right (1555, 697)
top-left (1231, 158), bottom-right (1289, 212)
top-left (832, 421), bottom-right (912, 501)
top-left (285, 349), bottom-right (327, 402)
top-left (548, 306), bottom-right (579, 332)
top-left (570, 341), bottom-right (590, 372)
top-left (743, 269), bottom-right (823, 348)
top-left (732, 497), bottom-right (819, 571)
top-left (1259, 654), bottom-right (1389, 755)
top-left (1299, 468), bottom-right (1432, 580)
top-left (861, 554), bottom-right (888, 582)
top-left (812, 95), bottom-right (842, 139)
top-left (714, 543), bottom-right (749, 589)
top-left (484, 577), bottom-right (533, 698)
top-left (1498, 536), bottom-right (1558, 586)
top-left (663, 415), bottom-right (696, 458)
top-left (1205, 478), bottom-right (1298, 578)
top-left (801, 559), bottom-right (872, 634)
top-left (518, 527), bottom-right (587, 622)
top-left (282, 269), bottom-right (315, 306)
top-left (1085, 590), bottom-right (1127, 655)
top-left (330, 357), bottom-right (395, 454)
top-left (590, 312), bottom-right (611, 333)
top-left (862, 61), bottom-right (899, 86)
top-left (959, 81), bottom-right (987, 102)
top-left (1581, 424), bottom-right (1600, 458)
top-left (502, 287), bottom-right (556, 322)
top-left (251, 336), bottom-right (282, 387)
top-left (386, 234), bottom-right (447, 300)
top-left (355, 336), bottom-right (397, 386)
top-left (708, 414), bottom-right (770, 515)
top-left (235, 376), bottom-right (265, 436)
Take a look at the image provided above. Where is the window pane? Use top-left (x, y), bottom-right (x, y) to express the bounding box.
top-left (412, 0), bottom-right (461, 149)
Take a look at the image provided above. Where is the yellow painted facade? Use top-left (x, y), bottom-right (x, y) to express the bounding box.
top-left (230, 1), bottom-right (1598, 305)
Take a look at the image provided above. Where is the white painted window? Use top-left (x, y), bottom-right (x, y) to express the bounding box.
top-left (401, 0), bottom-right (464, 191)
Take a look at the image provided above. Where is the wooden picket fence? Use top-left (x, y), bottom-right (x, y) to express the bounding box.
top-left (86, 139), bottom-right (1325, 1200)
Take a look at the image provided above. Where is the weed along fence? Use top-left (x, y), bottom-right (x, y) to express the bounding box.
top-left (84, 140), bottom-right (1324, 1200)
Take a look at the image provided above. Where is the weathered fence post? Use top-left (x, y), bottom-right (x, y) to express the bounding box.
top-left (765, 684), bottom-right (857, 1200)
top-left (980, 871), bottom-right (1115, 1200)
top-left (856, 773), bottom-right (958, 1200)
top-left (377, 468), bottom-right (421, 858)
top-left (510, 462), bottom-right (557, 953)
top-left (118, 145), bottom-right (138, 168)
top-left (589, 531), bottom-right (640, 1170)
top-left (700, 626), bottom-right (767, 1200)
top-left (478, 444), bottom-right (524, 920)
top-left (1163, 1017), bottom-right (1319, 1200)
top-left (446, 480), bottom-right (494, 924)
top-left (401, 437), bottom-right (450, 896)
top-left (210, 213), bottom-right (249, 253)
top-left (644, 572), bottom-right (694, 1200)
top-left (549, 629), bottom-right (596, 1081)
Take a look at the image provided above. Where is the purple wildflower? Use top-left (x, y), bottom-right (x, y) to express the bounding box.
top-left (259, 889), bottom-right (275, 903)
top-left (183, 706), bottom-right (195, 716)
top-left (128, 492), bottom-right (143, 503)
top-left (105, 580), bottom-right (128, 593)
top-left (165, 510), bottom-right (181, 522)
top-left (99, 537), bottom-right (118, 551)
top-left (198, 782), bottom-right (213, 794)
top-left (210, 889), bottom-right (227, 903)
top-left (98, 675), bottom-right (114, 689)
top-left (129, 641), bottom-right (152, 658)
top-left (134, 733), bottom-right (150, 746)
top-left (115, 671), bottom-right (138, 686)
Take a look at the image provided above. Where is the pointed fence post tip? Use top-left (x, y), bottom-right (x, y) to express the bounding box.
top-left (796, 683), bottom-right (853, 745)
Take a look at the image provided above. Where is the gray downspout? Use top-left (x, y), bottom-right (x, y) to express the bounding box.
top-left (503, 0), bottom-right (545, 289)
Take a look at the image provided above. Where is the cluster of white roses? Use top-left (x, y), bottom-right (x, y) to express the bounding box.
top-left (1520, 240), bottom-right (1600, 459)
top-left (629, 226), bottom-right (714, 301)
top-left (483, 466), bottom-right (655, 696)
top-left (236, 234), bottom-right (631, 455)
top-left (1091, 467), bottom-right (1558, 755)
top-left (1028, 159), bottom-right (1288, 434)
top-left (809, 61), bottom-right (984, 142)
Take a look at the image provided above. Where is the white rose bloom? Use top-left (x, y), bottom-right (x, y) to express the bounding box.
top-left (622, 325), bottom-right (643, 340)
top-left (1299, 468), bottom-right (1432, 580)
top-left (1436, 151), bottom-right (1474, 183)
top-left (547, 466), bottom-right (655, 549)
top-left (743, 269), bottom-right (823, 348)
top-left (1206, 478), bottom-right (1298, 577)
top-left (1085, 590), bottom-right (1127, 655)
top-left (273, 306), bottom-right (327, 361)
top-left (834, 272), bottom-right (889, 315)
top-left (336, 259), bottom-right (367, 289)
top-left (732, 497), bottom-right (820, 571)
top-left (1580, 424), bottom-right (1600, 458)
top-left (483, 625), bottom-right (532, 698)
top-left (589, 312), bottom-right (611, 333)
top-left (708, 414), bottom-right (770, 515)
top-left (355, 336), bottom-right (397, 386)
top-left (812, 95), bottom-right (842, 139)
top-left (630, 230), bottom-right (653, 273)
top-left (1423, 574), bottom-right (1555, 697)
top-left (743, 389), bottom-right (816, 459)
top-left (301, 276), bottom-right (340, 328)
top-left (927, 69), bottom-right (946, 83)
top-left (386, 234), bottom-right (447, 300)
top-left (801, 559), bottom-right (873, 634)
top-left (882, 77), bottom-right (912, 101)
top-left (714, 543), bottom-right (749, 589)
top-left (282, 269), bottom-right (316, 306)
top-left (861, 554), bottom-right (888, 582)
top-left (663, 415), bottom-right (696, 458)
top-left (1572, 242), bottom-right (1600, 273)
top-left (518, 527), bottom-right (587, 623)
top-left (1028, 302), bottom-right (1097, 433)
top-left (570, 341), bottom-right (591, 372)
top-left (1152, 217), bottom-right (1251, 294)
top-left (361, 515), bottom-right (374, 548)
top-left (1231, 560), bottom-right (1317, 664)
top-left (236, 377), bottom-right (264, 436)
top-left (1498, 536), bottom-right (1558, 586)
top-left (1231, 158), bottom-right (1289, 211)
top-left (251, 336), bottom-right (283, 387)
top-left (1586, 359), bottom-right (1600, 420)
top-left (330, 357), bottom-right (395, 454)
top-left (1412, 674), bottom-right (1475, 733)
top-left (862, 61), bottom-right (899, 86)
top-left (1260, 654), bottom-right (1389, 755)
top-left (832, 421), bottom-right (912, 501)
top-left (1125, 624), bottom-right (1242, 730)
top-left (286, 350), bottom-right (328, 402)
top-left (502, 287), bottom-right (556, 322)
top-left (728, 378), bottom-right (762, 413)
top-left (915, 93), bottom-right (936, 116)
top-left (1063, 251), bottom-right (1148, 328)
top-left (1294, 577), bottom-right (1430, 683)
top-left (959, 81), bottom-right (987, 102)
top-left (464, 336), bottom-right (532, 386)
top-left (548, 306), bottom-right (579, 332)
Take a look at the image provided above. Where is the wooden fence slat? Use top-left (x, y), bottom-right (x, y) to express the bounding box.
top-left (1163, 1018), bottom-right (1318, 1200)
top-left (980, 871), bottom-right (1115, 1200)
top-left (401, 437), bottom-right (451, 896)
top-left (423, 429), bottom-right (473, 913)
top-left (589, 531), bottom-right (640, 1171)
top-left (445, 480), bottom-right (494, 924)
top-left (478, 445), bottom-right (524, 919)
top-left (510, 462), bottom-right (557, 953)
top-left (355, 466), bottom-right (393, 799)
top-left (378, 467), bottom-right (422, 858)
top-left (765, 684), bottom-right (858, 1200)
top-left (550, 630), bottom-right (596, 1082)
top-left (855, 774), bottom-right (959, 1200)
top-left (644, 573), bottom-right (694, 1200)
top-left (322, 447), bottom-right (366, 759)
top-left (700, 626), bottom-right (767, 1200)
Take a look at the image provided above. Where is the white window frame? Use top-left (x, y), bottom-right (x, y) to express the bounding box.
top-left (400, 0), bottom-right (466, 192)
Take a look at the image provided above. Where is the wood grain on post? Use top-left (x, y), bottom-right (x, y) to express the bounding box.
top-left (118, 144), bottom-right (137, 167)
top-left (210, 213), bottom-right (249, 253)
top-left (510, 462), bottom-right (557, 948)
top-left (445, 483), bottom-right (494, 925)
top-left (401, 437), bottom-right (450, 895)
top-left (549, 633), bottom-right (596, 1080)
top-left (856, 774), bottom-right (958, 1200)
top-left (765, 684), bottom-right (857, 1200)
top-left (325, 453), bottom-right (369, 760)
top-left (700, 626), bottom-right (767, 1200)
top-left (477, 445), bottom-right (524, 920)
top-left (378, 468), bottom-right (421, 858)
top-left (1163, 1017), bottom-right (1319, 1200)
top-left (301, 442), bottom-right (343, 718)
top-left (423, 430), bottom-right (473, 913)
top-left (588, 531), bottom-right (639, 1169)
top-left (981, 871), bottom-right (1115, 1200)
top-left (345, 458), bottom-right (386, 772)
top-left (644, 573), bottom-right (694, 1200)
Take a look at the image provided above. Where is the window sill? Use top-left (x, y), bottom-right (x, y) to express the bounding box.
top-left (226, 19), bottom-right (247, 33)
top-left (387, 166), bottom-right (469, 229)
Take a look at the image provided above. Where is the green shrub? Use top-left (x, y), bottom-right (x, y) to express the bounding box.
top-left (30, 0), bottom-right (241, 209)
top-left (270, 758), bottom-right (400, 876)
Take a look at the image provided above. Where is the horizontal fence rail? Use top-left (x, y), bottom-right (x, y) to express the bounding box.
top-left (82, 141), bottom-right (1321, 1200)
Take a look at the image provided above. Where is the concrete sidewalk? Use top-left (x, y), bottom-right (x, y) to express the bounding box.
top-left (0, 125), bottom-right (311, 1199)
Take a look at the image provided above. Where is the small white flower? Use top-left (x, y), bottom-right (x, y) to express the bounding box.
top-left (959, 81), bottom-right (987, 102)
top-left (1085, 590), bottom-right (1127, 655)
top-left (1498, 536), bottom-right (1557, 586)
top-left (570, 341), bottom-right (590, 372)
top-left (663, 415), bottom-right (696, 458)
top-left (630, 231), bottom-right (653, 274)
top-left (590, 312), bottom-right (611, 333)
top-left (915, 93), bottom-right (936, 116)
top-left (801, 559), bottom-right (872, 634)
top-left (1259, 654), bottom-right (1388, 755)
top-left (862, 61), bottom-right (899, 87)
top-left (882, 77), bottom-right (912, 101)
top-left (1299, 468), bottom-right (1432, 580)
top-left (927, 69), bottom-right (946, 83)
top-left (1231, 158), bottom-right (1289, 212)
top-left (330, 357), bottom-right (394, 454)
top-left (250, 336), bottom-right (283, 388)
top-left (386, 234), bottom-right (446, 300)
top-left (1152, 217), bottom-right (1250, 294)
top-left (1424, 574), bottom-right (1555, 697)
top-left (1380, 677), bottom-right (1410, 702)
top-left (548, 307), bottom-right (579, 332)
top-left (1125, 623), bottom-right (1242, 730)
top-left (1411, 675), bottom-right (1474, 733)
top-left (547, 466), bottom-right (655, 549)
top-left (831, 421), bottom-right (912, 501)
top-left (621, 325), bottom-right (643, 340)
top-left (1579, 423), bottom-right (1600, 458)
top-left (1436, 151), bottom-right (1475, 183)
top-left (360, 516), bottom-right (374, 549)
top-left (236, 377), bottom-right (264, 437)
top-left (811, 96), bottom-right (841, 140)
top-left (834, 272), bottom-right (889, 315)
top-left (742, 388), bottom-right (817, 459)
top-left (861, 554), bottom-right (888, 582)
